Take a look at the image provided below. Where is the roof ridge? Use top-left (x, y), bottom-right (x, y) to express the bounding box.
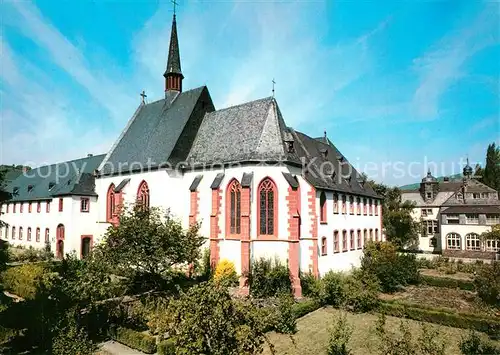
top-left (23, 154), bottom-right (106, 173)
top-left (208, 96), bottom-right (273, 115)
top-left (144, 86), bottom-right (206, 106)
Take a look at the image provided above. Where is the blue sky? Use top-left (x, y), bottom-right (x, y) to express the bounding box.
top-left (0, 0), bottom-right (498, 186)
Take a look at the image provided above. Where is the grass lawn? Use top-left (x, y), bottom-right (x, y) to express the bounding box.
top-left (263, 307), bottom-right (499, 355)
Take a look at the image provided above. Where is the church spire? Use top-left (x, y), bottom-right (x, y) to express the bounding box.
top-left (164, 13), bottom-right (183, 93)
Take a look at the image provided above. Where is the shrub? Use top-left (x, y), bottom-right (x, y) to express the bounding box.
top-left (343, 269), bottom-right (380, 312)
top-left (378, 301), bottom-right (500, 337)
top-left (198, 247), bottom-right (212, 280)
top-left (420, 275), bottom-right (475, 291)
top-left (375, 314), bottom-right (416, 355)
top-left (459, 331), bottom-right (500, 355)
top-left (214, 259), bottom-right (238, 285)
top-left (249, 258), bottom-right (291, 298)
top-left (320, 271), bottom-right (346, 307)
top-left (157, 339), bottom-right (176, 355)
top-left (474, 262), bottom-right (500, 308)
top-left (52, 314), bottom-right (96, 355)
top-left (361, 241), bottom-right (420, 293)
top-left (327, 312), bottom-right (352, 355)
top-left (0, 263), bottom-right (54, 299)
top-left (292, 299), bottom-right (322, 319)
top-left (273, 295), bottom-right (297, 334)
top-left (110, 327), bottom-right (157, 354)
top-left (418, 322), bottom-right (447, 355)
top-left (300, 271), bottom-right (321, 299)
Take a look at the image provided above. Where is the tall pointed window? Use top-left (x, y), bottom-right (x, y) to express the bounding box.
top-left (137, 180), bottom-right (150, 209)
top-left (320, 191), bottom-right (327, 223)
top-left (107, 184), bottom-right (116, 222)
top-left (227, 179), bottom-right (242, 235)
top-left (258, 178), bottom-right (277, 236)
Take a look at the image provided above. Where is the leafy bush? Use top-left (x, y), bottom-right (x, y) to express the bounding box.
top-left (417, 257), bottom-right (483, 274)
top-left (249, 258), bottom-right (291, 298)
top-left (291, 299), bottom-right (322, 319)
top-left (198, 247), bottom-right (212, 281)
top-left (157, 338), bottom-right (176, 355)
top-left (343, 269), bottom-right (380, 312)
top-left (8, 245), bottom-right (53, 263)
top-left (361, 241), bottom-right (420, 293)
top-left (375, 314), bottom-right (416, 355)
top-left (300, 271), bottom-right (321, 299)
top-left (110, 327), bottom-right (157, 354)
top-left (378, 301), bottom-right (500, 337)
top-left (327, 312), bottom-right (352, 355)
top-left (273, 295), bottom-right (297, 334)
top-left (459, 331), bottom-right (500, 355)
top-left (474, 262), bottom-right (500, 308)
top-left (214, 259), bottom-right (238, 285)
top-left (0, 263), bottom-right (54, 299)
top-left (320, 271), bottom-right (346, 307)
top-left (51, 313), bottom-right (96, 355)
top-left (420, 275), bottom-right (475, 291)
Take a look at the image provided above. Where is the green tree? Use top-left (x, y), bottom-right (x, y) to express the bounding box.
top-left (482, 143), bottom-right (500, 191)
top-left (97, 205), bottom-right (204, 290)
top-left (327, 313), bottom-right (352, 355)
top-left (0, 169), bottom-right (11, 229)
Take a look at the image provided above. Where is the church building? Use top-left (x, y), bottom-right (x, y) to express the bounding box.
top-left (1, 14), bottom-right (383, 297)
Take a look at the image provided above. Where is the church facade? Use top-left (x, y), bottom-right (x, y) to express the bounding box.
top-left (1, 14), bottom-right (383, 296)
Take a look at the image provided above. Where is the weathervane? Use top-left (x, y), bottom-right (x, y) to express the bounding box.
top-left (272, 78), bottom-right (276, 98)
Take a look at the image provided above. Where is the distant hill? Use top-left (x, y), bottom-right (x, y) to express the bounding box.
top-left (399, 173), bottom-right (463, 191)
top-left (0, 165), bottom-right (31, 184)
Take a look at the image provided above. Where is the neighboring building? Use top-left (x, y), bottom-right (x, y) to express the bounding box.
top-left (401, 161), bottom-right (500, 259)
top-left (0, 154), bottom-right (104, 259)
top-left (0, 14), bottom-right (383, 296)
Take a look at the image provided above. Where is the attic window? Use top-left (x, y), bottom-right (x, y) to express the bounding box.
top-left (27, 185), bottom-right (34, 193)
top-left (67, 179), bottom-right (71, 186)
top-left (286, 141), bottom-right (294, 153)
top-left (320, 148), bottom-right (328, 159)
top-left (336, 155), bottom-right (344, 162)
top-left (48, 182), bottom-right (55, 190)
top-left (13, 187), bottom-right (19, 195)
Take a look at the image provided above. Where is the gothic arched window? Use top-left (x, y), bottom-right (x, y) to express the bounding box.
top-left (258, 178), bottom-right (277, 236)
top-left (107, 183), bottom-right (115, 222)
top-left (227, 179), bottom-right (242, 235)
top-left (137, 180), bottom-right (150, 209)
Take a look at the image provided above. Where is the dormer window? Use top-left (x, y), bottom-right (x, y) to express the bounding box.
top-left (426, 192), bottom-right (432, 199)
top-left (27, 185), bottom-right (34, 193)
top-left (320, 148), bottom-right (328, 159)
top-left (336, 155), bottom-right (344, 162)
top-left (48, 182), bottom-right (55, 190)
top-left (456, 193), bottom-right (463, 200)
top-left (13, 187), bottom-right (19, 195)
top-left (286, 140), bottom-right (294, 153)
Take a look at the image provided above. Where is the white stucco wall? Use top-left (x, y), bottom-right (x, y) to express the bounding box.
top-left (440, 224), bottom-right (493, 251)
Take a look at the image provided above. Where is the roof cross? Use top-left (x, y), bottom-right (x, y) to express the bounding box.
top-left (272, 78), bottom-right (276, 97)
top-left (172, 0), bottom-right (178, 15)
top-left (140, 90), bottom-right (147, 104)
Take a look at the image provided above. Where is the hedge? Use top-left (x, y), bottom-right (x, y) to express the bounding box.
top-left (291, 299), bottom-right (322, 319)
top-left (378, 301), bottom-right (500, 338)
top-left (109, 327), bottom-right (157, 354)
top-left (420, 275), bottom-right (475, 291)
top-left (157, 339), bottom-right (176, 355)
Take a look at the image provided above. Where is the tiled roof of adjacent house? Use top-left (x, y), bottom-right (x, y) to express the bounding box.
top-left (99, 86), bottom-right (212, 175)
top-left (5, 154), bottom-right (105, 202)
top-left (441, 205), bottom-right (500, 214)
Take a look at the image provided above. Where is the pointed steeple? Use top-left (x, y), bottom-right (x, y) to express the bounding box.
top-left (164, 14), bottom-right (184, 93)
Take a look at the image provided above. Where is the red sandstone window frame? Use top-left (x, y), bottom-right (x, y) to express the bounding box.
top-left (363, 198), bottom-right (367, 215)
top-left (320, 191), bottom-right (327, 224)
top-left (357, 229), bottom-right (362, 249)
top-left (369, 199), bottom-right (373, 215)
top-left (374, 200), bottom-right (379, 216)
top-left (37, 202), bottom-right (41, 213)
top-left (36, 227), bottom-right (40, 242)
top-left (257, 177), bottom-right (278, 238)
top-left (137, 180), bottom-right (150, 209)
top-left (29, 202), bottom-right (32, 213)
top-left (363, 229), bottom-right (368, 244)
top-left (342, 230), bottom-right (348, 252)
top-left (13, 203), bottom-right (16, 213)
top-left (20, 203), bottom-right (23, 213)
top-left (80, 198), bottom-right (90, 213)
top-left (375, 228), bottom-right (379, 242)
top-left (349, 195), bottom-right (354, 214)
top-left (19, 227), bottom-right (23, 240)
top-left (341, 195), bottom-right (347, 214)
top-left (107, 183), bottom-right (116, 222)
top-left (226, 179), bottom-right (242, 237)
top-left (80, 235), bottom-right (93, 259)
top-left (45, 228), bottom-right (50, 243)
top-left (12, 227), bottom-right (15, 240)
top-left (57, 224), bottom-right (65, 241)
top-left (46, 201), bottom-right (50, 213)
top-left (27, 227), bottom-right (31, 241)
top-left (333, 193), bottom-right (339, 214)
top-left (350, 230), bottom-right (355, 250)
top-left (58, 198), bottom-right (63, 212)
top-left (369, 229), bottom-right (373, 241)
top-left (321, 236), bottom-right (327, 256)
top-left (333, 230), bottom-right (339, 253)
top-left (6, 203), bottom-right (9, 213)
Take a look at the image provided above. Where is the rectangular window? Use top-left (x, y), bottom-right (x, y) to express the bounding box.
top-left (356, 197), bottom-right (361, 215)
top-left (59, 198), bottom-right (63, 212)
top-left (369, 229), bottom-right (373, 241)
top-left (45, 228), bottom-right (50, 243)
top-left (485, 240), bottom-right (500, 252)
top-left (334, 231), bottom-right (339, 253)
top-left (446, 214), bottom-right (460, 224)
top-left (369, 199), bottom-right (373, 215)
top-left (472, 193), bottom-right (480, 199)
top-left (46, 201), bottom-right (50, 213)
top-left (466, 214), bottom-right (479, 224)
top-left (349, 196), bottom-right (354, 215)
top-left (486, 214), bottom-right (500, 225)
top-left (20, 203), bottom-right (23, 213)
top-left (481, 192), bottom-right (488, 199)
top-left (36, 228), bottom-right (40, 242)
top-left (350, 230), bottom-right (355, 250)
top-left (333, 194), bottom-right (339, 214)
top-left (357, 230), bottom-right (362, 249)
top-left (6, 204), bottom-right (9, 213)
top-left (426, 192), bottom-right (432, 199)
top-left (321, 238), bottom-right (327, 256)
top-left (28, 202), bottom-right (32, 213)
top-left (342, 231), bottom-right (347, 252)
top-left (363, 198), bottom-right (367, 215)
top-left (341, 195), bottom-right (347, 214)
top-left (422, 209), bottom-right (427, 217)
top-left (374, 200), bottom-right (379, 216)
top-left (37, 202), bottom-right (41, 213)
top-left (13, 203), bottom-right (16, 213)
top-left (80, 198), bottom-right (90, 213)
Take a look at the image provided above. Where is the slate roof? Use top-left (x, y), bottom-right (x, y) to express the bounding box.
top-left (99, 86), bottom-right (211, 175)
top-left (441, 206), bottom-right (500, 214)
top-left (5, 154), bottom-right (105, 202)
top-left (164, 14), bottom-right (182, 77)
top-left (186, 97), bottom-right (298, 165)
